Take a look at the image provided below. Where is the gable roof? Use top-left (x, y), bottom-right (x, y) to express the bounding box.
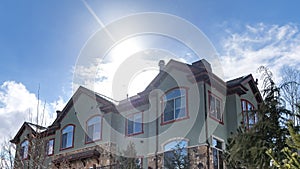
top-left (49, 86), bottom-right (117, 130)
top-left (117, 59), bottom-right (263, 110)
top-left (10, 59), bottom-right (263, 144)
top-left (10, 122), bottom-right (47, 144)
top-left (227, 74), bottom-right (263, 103)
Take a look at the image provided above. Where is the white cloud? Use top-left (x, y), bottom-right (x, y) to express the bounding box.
top-left (0, 81), bottom-right (66, 143)
top-left (73, 23), bottom-right (300, 101)
top-left (220, 23), bottom-right (300, 86)
top-left (73, 48), bottom-right (183, 101)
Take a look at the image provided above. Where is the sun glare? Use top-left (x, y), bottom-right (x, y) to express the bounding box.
top-left (128, 68), bottom-right (159, 97)
top-left (109, 38), bottom-right (141, 63)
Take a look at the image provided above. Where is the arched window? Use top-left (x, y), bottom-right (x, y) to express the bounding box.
top-left (61, 125), bottom-right (74, 149)
top-left (241, 100), bottom-right (257, 129)
top-left (162, 87), bottom-right (188, 124)
top-left (20, 140), bottom-right (29, 159)
top-left (86, 116), bottom-right (102, 143)
top-left (163, 139), bottom-right (188, 169)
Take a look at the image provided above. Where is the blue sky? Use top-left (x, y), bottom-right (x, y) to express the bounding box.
top-left (0, 0), bottom-right (300, 140)
top-left (1, 0), bottom-right (299, 101)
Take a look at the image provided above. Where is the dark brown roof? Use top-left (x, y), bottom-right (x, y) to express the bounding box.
top-left (11, 59), bottom-right (263, 144)
top-left (10, 122), bottom-right (46, 144)
top-left (52, 149), bottom-right (100, 165)
top-left (226, 74), bottom-right (263, 103)
top-left (49, 86), bottom-right (117, 129)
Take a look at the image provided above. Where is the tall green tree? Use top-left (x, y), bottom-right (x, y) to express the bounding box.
top-left (164, 143), bottom-right (190, 169)
top-left (117, 142), bottom-right (141, 169)
top-left (266, 121), bottom-right (300, 169)
top-left (225, 66), bottom-right (290, 168)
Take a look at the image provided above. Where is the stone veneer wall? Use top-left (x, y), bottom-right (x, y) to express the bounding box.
top-left (147, 145), bottom-right (211, 169)
top-left (51, 144), bottom-right (216, 169)
top-left (51, 143), bottom-right (117, 169)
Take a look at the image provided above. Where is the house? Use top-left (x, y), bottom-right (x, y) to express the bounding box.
top-left (10, 59), bottom-right (262, 169)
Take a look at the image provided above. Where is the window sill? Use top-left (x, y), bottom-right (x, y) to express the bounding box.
top-left (209, 115), bottom-right (224, 125)
top-left (126, 131), bottom-right (144, 137)
top-left (85, 138), bottom-right (102, 144)
top-left (161, 116), bottom-right (189, 125)
top-left (60, 146), bottom-right (74, 151)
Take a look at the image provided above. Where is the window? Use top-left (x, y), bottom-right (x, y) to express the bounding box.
top-left (162, 88), bottom-right (188, 124)
top-left (61, 125), bottom-right (74, 149)
top-left (20, 140), bottom-right (29, 159)
top-left (46, 139), bottom-right (54, 156)
top-left (86, 116), bottom-right (102, 143)
top-left (163, 139), bottom-right (188, 169)
top-left (209, 93), bottom-right (222, 123)
top-left (135, 157), bottom-right (143, 168)
top-left (212, 137), bottom-right (224, 169)
top-left (241, 100), bottom-right (257, 129)
top-left (126, 112), bottom-right (143, 136)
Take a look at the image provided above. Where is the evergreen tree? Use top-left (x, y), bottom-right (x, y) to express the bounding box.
top-left (117, 142), bottom-right (141, 169)
top-left (164, 143), bottom-right (190, 169)
top-left (266, 121), bottom-right (300, 169)
top-left (225, 66), bottom-right (290, 168)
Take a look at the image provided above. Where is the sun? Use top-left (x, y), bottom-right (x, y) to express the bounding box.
top-left (109, 38), bottom-right (142, 63)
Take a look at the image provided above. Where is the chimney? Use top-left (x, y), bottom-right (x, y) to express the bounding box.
top-left (158, 60), bottom-right (165, 72)
top-left (56, 110), bottom-right (61, 117)
top-left (192, 59), bottom-right (212, 72)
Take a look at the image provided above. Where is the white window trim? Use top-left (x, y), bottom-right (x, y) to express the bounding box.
top-left (211, 135), bottom-right (225, 150)
top-left (161, 137), bottom-right (189, 151)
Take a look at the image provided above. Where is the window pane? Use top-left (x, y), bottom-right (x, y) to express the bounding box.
top-left (216, 99), bottom-right (221, 120)
top-left (163, 88), bottom-right (187, 123)
top-left (175, 97), bottom-right (181, 109)
top-left (127, 120), bottom-right (134, 135)
top-left (210, 96), bottom-right (216, 116)
top-left (135, 158), bottom-right (142, 168)
top-left (242, 100), bottom-right (246, 111)
top-left (247, 103), bottom-right (253, 111)
top-left (213, 148), bottom-right (219, 169)
top-left (166, 89), bottom-right (184, 100)
top-left (62, 133), bottom-right (67, 148)
top-left (87, 125), bottom-right (94, 140)
top-left (212, 138), bottom-right (222, 149)
top-left (164, 151), bottom-right (175, 168)
top-left (47, 140), bottom-right (54, 155)
top-left (241, 100), bottom-right (257, 129)
top-left (127, 113), bottom-right (142, 135)
top-left (164, 140), bottom-right (187, 151)
top-left (88, 116), bottom-right (101, 126)
top-left (163, 140), bottom-right (188, 169)
top-left (63, 125), bottom-right (73, 134)
top-left (134, 113), bottom-right (142, 123)
top-left (212, 138), bottom-right (224, 169)
top-left (62, 126), bottom-right (74, 148)
top-left (175, 108), bottom-right (186, 119)
top-left (67, 132), bottom-right (73, 147)
top-left (21, 140), bottom-right (28, 159)
top-left (93, 122), bottom-right (101, 140)
top-left (164, 100), bottom-right (175, 122)
top-left (134, 122), bottom-right (142, 133)
top-left (87, 116), bottom-right (101, 142)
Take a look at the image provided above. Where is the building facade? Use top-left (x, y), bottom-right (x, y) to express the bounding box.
top-left (10, 59), bottom-right (262, 169)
